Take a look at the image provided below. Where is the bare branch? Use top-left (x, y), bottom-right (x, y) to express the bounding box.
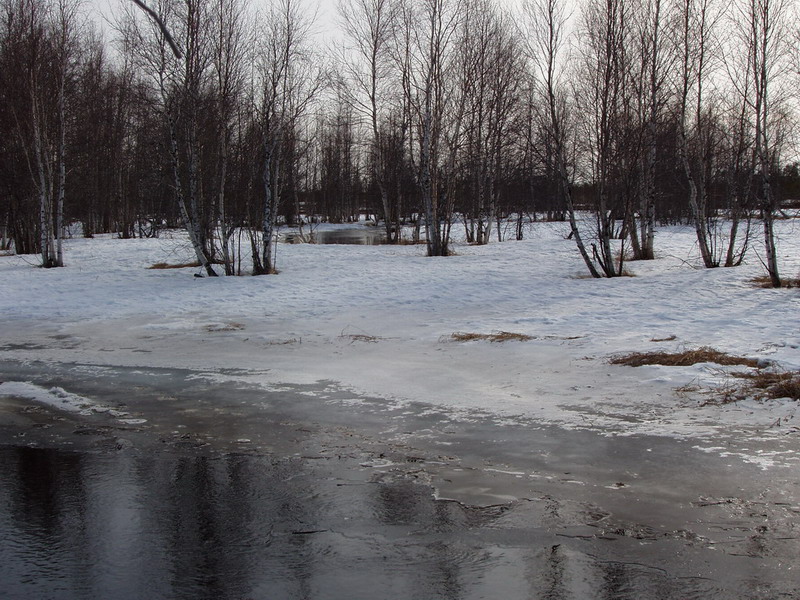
top-left (130, 0), bottom-right (182, 58)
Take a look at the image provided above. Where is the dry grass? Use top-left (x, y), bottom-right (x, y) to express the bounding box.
top-left (450, 331), bottom-right (534, 343)
top-left (266, 337), bottom-right (301, 345)
top-left (610, 346), bottom-right (760, 368)
top-left (573, 268), bottom-right (636, 279)
top-left (149, 261), bottom-right (201, 270)
top-left (731, 370), bottom-right (800, 401)
top-left (204, 322), bottom-right (245, 332)
top-left (690, 370), bottom-right (800, 406)
top-left (623, 347), bottom-right (800, 405)
top-left (617, 345), bottom-right (799, 405)
top-left (751, 276), bottom-right (800, 289)
top-left (348, 334), bottom-right (380, 343)
top-left (650, 335), bottom-right (677, 342)
top-left (341, 333), bottom-right (381, 343)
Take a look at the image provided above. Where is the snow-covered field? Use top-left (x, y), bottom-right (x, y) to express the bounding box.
top-left (1, 219), bottom-right (799, 465)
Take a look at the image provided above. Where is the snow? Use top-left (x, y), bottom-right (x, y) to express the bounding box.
top-left (0, 381), bottom-right (146, 424)
top-left (1, 219), bottom-right (799, 466)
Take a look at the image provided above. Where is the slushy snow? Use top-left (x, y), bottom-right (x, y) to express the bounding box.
top-left (1, 219), bottom-right (798, 466)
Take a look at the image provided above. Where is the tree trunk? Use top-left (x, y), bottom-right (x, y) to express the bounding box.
top-left (169, 116), bottom-right (217, 276)
top-left (256, 135), bottom-right (278, 275)
top-left (55, 74), bottom-right (66, 267)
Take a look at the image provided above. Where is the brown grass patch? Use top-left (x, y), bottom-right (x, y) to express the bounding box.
top-left (149, 261), bottom-right (201, 270)
top-left (650, 335), bottom-right (677, 342)
top-left (266, 337), bottom-right (301, 345)
top-left (610, 346), bottom-right (760, 368)
top-left (731, 370), bottom-right (800, 401)
top-left (751, 276), bottom-right (800, 289)
top-left (204, 322), bottom-right (245, 332)
top-left (341, 334), bottom-right (381, 343)
top-left (450, 331), bottom-right (534, 343)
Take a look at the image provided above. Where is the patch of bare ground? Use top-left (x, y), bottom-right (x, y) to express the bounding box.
top-left (682, 370), bottom-right (800, 406)
top-left (729, 371), bottom-right (800, 402)
top-left (338, 329), bottom-right (382, 343)
top-left (341, 334), bottom-right (381, 343)
top-left (450, 331), bottom-right (534, 343)
top-left (149, 261), bottom-right (201, 270)
top-left (266, 338), bottom-right (301, 345)
top-left (650, 335), bottom-right (677, 342)
top-left (615, 347), bottom-right (799, 404)
top-left (610, 347), bottom-right (760, 368)
top-left (752, 276), bottom-right (800, 289)
top-left (204, 322), bottom-right (245, 332)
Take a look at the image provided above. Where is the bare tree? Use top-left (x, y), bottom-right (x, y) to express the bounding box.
top-left (119, 0), bottom-right (219, 276)
top-left (251, 0), bottom-right (322, 275)
top-left (575, 0), bottom-right (634, 277)
top-left (525, 0), bottom-right (601, 277)
top-left (629, 0), bottom-right (671, 260)
top-left (210, 0), bottom-right (249, 274)
top-left (458, 0), bottom-right (521, 245)
top-left (398, 0), bottom-right (462, 257)
top-left (3, 0), bottom-right (80, 267)
top-left (676, 0), bottom-right (751, 268)
top-left (732, 0), bottom-right (791, 287)
top-left (52, 0), bottom-right (81, 266)
top-left (338, 0), bottom-right (399, 241)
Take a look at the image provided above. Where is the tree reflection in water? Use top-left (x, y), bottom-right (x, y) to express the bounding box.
top-left (0, 446), bottom-right (733, 600)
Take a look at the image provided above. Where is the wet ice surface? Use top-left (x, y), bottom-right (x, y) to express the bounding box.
top-left (0, 361), bottom-right (798, 600)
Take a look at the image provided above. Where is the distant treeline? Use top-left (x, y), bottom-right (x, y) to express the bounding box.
top-left (1, 0), bottom-right (797, 281)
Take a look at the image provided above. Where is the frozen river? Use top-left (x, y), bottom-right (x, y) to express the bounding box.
top-left (0, 360), bottom-right (798, 599)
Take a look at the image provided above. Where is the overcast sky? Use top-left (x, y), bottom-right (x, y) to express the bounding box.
top-left (91, 0), bottom-right (529, 46)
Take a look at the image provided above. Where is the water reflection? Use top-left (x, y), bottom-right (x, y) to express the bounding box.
top-left (283, 229), bottom-right (386, 245)
top-left (0, 446), bottom-right (730, 600)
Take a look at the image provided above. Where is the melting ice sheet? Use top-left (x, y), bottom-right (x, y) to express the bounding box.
top-left (0, 381), bottom-right (146, 424)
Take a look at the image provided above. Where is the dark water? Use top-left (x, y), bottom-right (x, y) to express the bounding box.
top-left (0, 445), bottom-right (728, 600)
top-left (283, 229), bottom-right (385, 245)
top-left (0, 361), bottom-right (798, 599)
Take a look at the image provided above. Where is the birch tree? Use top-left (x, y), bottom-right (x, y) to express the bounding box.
top-left (459, 0), bottom-right (521, 245)
top-left (629, 0), bottom-right (671, 260)
top-left (210, 0), bottom-right (249, 274)
top-left (251, 0), bottom-right (321, 275)
top-left (3, 0), bottom-right (79, 267)
top-left (525, 0), bottom-right (601, 277)
top-left (576, 0), bottom-right (634, 277)
top-left (338, 0), bottom-right (399, 242)
top-left (399, 0), bottom-right (462, 257)
top-left (51, 0), bottom-right (80, 266)
top-left (120, 0), bottom-right (219, 276)
top-left (676, 0), bottom-right (750, 267)
top-left (733, 0), bottom-right (790, 287)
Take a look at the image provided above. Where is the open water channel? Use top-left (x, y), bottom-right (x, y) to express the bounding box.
top-left (281, 228), bottom-right (386, 245)
top-left (0, 360), bottom-right (798, 599)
